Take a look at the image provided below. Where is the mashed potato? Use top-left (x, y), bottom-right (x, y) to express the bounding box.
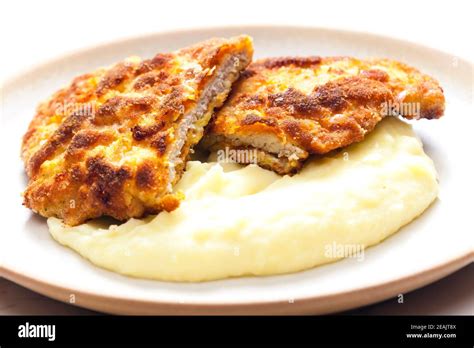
top-left (48, 118), bottom-right (438, 282)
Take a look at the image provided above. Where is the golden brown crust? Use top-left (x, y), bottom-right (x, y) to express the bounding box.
top-left (204, 56), bottom-right (445, 172)
top-left (22, 36), bottom-right (253, 225)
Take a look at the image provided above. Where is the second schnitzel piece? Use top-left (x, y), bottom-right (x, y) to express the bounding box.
top-left (22, 36), bottom-right (253, 226)
top-left (202, 57), bottom-right (445, 174)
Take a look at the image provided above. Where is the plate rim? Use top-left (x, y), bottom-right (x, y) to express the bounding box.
top-left (2, 254), bottom-right (472, 314)
top-left (1, 24), bottom-right (472, 87)
top-left (1, 25), bottom-right (473, 314)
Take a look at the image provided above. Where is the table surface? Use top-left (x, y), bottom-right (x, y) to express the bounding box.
top-left (1, 0), bottom-right (472, 315)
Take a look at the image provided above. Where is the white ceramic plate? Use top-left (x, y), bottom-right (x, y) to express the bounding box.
top-left (1, 26), bottom-right (472, 315)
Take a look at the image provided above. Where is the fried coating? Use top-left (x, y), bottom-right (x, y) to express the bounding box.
top-left (202, 56), bottom-right (445, 174)
top-left (22, 36), bottom-right (253, 225)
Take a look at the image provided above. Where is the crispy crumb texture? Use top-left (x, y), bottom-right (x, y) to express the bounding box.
top-left (202, 56), bottom-right (445, 174)
top-left (22, 36), bottom-right (253, 225)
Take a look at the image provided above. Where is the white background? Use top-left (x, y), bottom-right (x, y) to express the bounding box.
top-left (1, 0), bottom-right (472, 315)
top-left (1, 0), bottom-right (473, 82)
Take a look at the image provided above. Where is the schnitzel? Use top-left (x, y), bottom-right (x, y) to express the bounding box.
top-left (202, 56), bottom-right (445, 174)
top-left (22, 36), bottom-right (253, 225)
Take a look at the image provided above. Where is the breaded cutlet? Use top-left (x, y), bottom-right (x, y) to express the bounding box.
top-left (201, 56), bottom-right (445, 174)
top-left (22, 36), bottom-right (253, 225)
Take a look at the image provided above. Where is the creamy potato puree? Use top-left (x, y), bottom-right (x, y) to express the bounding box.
top-left (48, 118), bottom-right (438, 282)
